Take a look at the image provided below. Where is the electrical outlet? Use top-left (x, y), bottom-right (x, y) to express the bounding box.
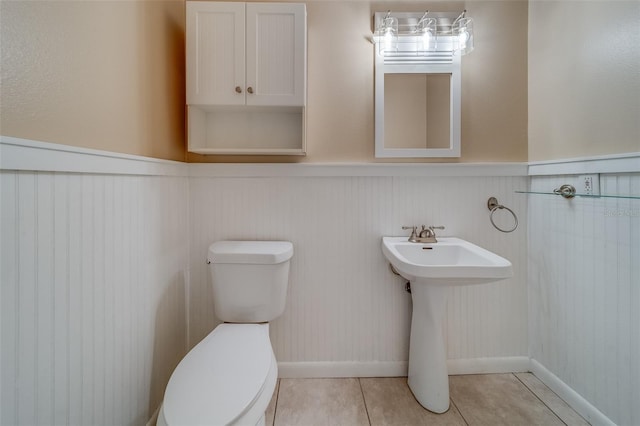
top-left (580, 174), bottom-right (600, 196)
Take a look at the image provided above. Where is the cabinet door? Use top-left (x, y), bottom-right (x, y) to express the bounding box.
top-left (186, 2), bottom-right (245, 105)
top-left (245, 3), bottom-right (306, 106)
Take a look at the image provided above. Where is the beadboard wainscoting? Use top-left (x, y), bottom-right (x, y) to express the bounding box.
top-left (1, 149), bottom-right (190, 425)
top-left (528, 172), bottom-right (640, 426)
top-left (188, 175), bottom-right (529, 376)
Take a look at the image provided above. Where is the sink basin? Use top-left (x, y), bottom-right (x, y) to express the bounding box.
top-left (382, 236), bottom-right (513, 414)
top-left (382, 237), bottom-right (512, 285)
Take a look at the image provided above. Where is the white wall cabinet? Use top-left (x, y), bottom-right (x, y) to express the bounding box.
top-left (186, 1), bottom-right (307, 155)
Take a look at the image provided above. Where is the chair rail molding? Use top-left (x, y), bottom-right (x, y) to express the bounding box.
top-left (0, 136), bottom-right (188, 176)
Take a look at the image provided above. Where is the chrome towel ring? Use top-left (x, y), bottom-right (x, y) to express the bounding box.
top-left (487, 197), bottom-right (518, 233)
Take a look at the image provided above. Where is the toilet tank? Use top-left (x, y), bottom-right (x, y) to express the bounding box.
top-left (208, 241), bottom-right (293, 323)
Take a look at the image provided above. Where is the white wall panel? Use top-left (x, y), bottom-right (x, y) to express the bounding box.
top-left (528, 173), bottom-right (640, 426)
top-left (4, 137), bottom-right (637, 425)
top-left (188, 175), bottom-right (529, 365)
top-left (1, 171), bottom-right (189, 426)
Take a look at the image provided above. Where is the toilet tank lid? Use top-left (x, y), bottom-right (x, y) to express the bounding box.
top-left (208, 241), bottom-right (293, 264)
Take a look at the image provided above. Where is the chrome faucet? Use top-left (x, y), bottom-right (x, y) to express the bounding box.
top-left (402, 225), bottom-right (445, 243)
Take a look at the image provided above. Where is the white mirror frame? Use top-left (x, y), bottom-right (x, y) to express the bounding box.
top-left (374, 53), bottom-right (461, 158)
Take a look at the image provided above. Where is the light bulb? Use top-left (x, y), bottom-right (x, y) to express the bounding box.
top-left (458, 28), bottom-right (469, 49)
top-left (419, 18), bottom-right (436, 53)
top-left (385, 27), bottom-right (393, 42)
top-left (422, 30), bottom-right (432, 47)
top-left (377, 15), bottom-right (398, 54)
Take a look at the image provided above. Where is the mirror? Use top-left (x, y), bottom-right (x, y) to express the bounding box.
top-left (384, 73), bottom-right (451, 150)
top-left (374, 51), bottom-right (461, 158)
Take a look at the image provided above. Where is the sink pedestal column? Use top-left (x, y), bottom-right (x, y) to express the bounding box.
top-left (407, 283), bottom-right (449, 413)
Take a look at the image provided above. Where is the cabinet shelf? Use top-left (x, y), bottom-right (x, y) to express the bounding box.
top-left (188, 148), bottom-right (306, 156)
top-left (188, 105), bottom-right (305, 155)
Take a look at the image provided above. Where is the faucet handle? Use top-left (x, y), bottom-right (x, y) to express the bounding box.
top-left (429, 225), bottom-right (444, 238)
top-left (401, 226), bottom-right (418, 242)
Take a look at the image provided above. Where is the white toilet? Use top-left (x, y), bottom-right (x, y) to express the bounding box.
top-left (158, 241), bottom-right (293, 426)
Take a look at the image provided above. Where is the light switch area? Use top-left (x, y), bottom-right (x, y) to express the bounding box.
top-left (580, 174), bottom-right (600, 196)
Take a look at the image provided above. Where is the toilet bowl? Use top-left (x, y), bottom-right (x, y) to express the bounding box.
top-left (158, 324), bottom-right (277, 426)
top-left (158, 241), bottom-right (293, 426)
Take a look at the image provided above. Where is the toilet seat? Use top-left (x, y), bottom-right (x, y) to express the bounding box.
top-left (161, 323), bottom-right (275, 426)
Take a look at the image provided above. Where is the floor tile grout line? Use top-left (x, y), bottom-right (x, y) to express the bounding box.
top-left (512, 373), bottom-right (569, 426)
top-left (358, 378), bottom-right (373, 426)
top-left (271, 378), bottom-right (281, 426)
top-left (516, 373), bottom-right (591, 425)
top-left (449, 396), bottom-right (470, 426)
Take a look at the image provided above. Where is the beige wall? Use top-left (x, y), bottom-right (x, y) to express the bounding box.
top-left (0, 1), bottom-right (186, 162)
top-left (528, 1), bottom-right (640, 161)
top-left (1, 1), bottom-right (528, 163)
top-left (188, 0), bottom-right (529, 163)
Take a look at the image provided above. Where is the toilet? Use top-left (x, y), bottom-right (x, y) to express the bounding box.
top-left (158, 240), bottom-right (293, 426)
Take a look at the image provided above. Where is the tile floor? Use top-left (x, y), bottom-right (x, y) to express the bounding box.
top-left (264, 373), bottom-right (590, 426)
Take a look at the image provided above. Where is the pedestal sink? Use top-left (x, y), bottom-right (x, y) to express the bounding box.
top-left (382, 237), bottom-right (513, 413)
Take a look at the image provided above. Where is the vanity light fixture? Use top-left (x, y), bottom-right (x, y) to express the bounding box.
top-left (373, 10), bottom-right (474, 60)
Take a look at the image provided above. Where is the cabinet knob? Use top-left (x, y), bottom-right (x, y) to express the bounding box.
top-left (235, 86), bottom-right (242, 94)
top-left (247, 87), bottom-right (254, 94)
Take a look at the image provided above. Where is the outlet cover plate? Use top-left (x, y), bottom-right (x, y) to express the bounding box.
top-left (580, 174), bottom-right (600, 196)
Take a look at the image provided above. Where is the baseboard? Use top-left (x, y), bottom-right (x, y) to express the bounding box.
top-left (447, 356), bottom-right (530, 375)
top-left (278, 361), bottom-right (408, 378)
top-left (530, 359), bottom-right (615, 426)
top-left (278, 356), bottom-right (530, 379)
